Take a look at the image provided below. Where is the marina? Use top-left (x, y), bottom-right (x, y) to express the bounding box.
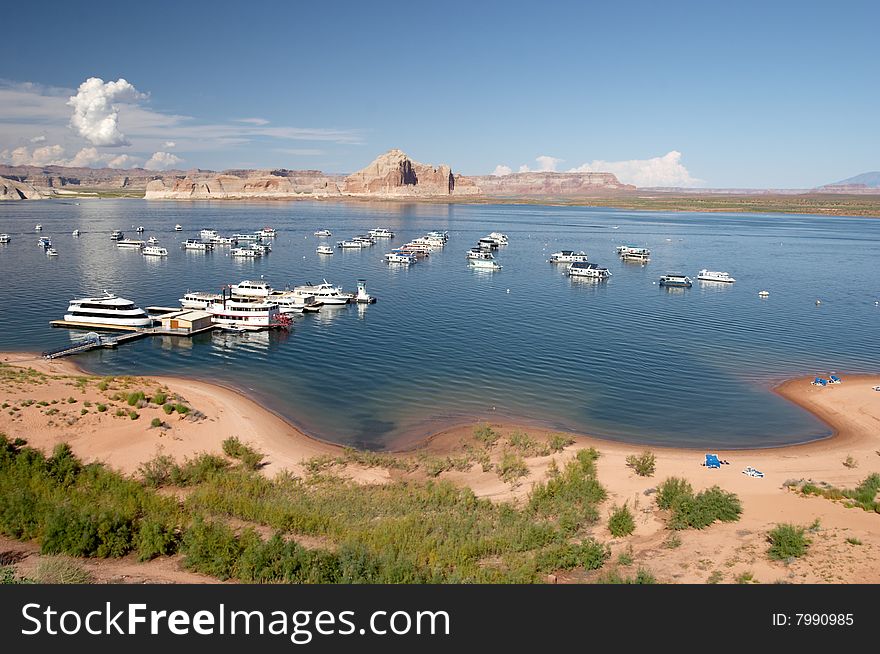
top-left (1, 199), bottom-right (878, 450)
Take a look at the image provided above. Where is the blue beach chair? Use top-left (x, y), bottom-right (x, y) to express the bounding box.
top-left (811, 377), bottom-right (827, 386)
top-left (829, 375), bottom-right (841, 384)
top-left (705, 453), bottom-right (721, 469)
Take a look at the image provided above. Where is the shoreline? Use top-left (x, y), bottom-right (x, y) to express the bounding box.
top-left (2, 350), bottom-right (876, 461)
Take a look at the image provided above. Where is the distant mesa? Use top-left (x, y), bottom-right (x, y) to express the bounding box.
top-left (816, 171), bottom-right (880, 193)
top-left (469, 170), bottom-right (634, 196)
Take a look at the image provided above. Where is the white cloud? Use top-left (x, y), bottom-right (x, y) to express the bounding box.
top-left (145, 151), bottom-right (183, 170)
top-left (108, 154), bottom-right (138, 168)
top-left (568, 151), bottom-right (701, 187)
top-left (67, 147), bottom-right (106, 167)
top-left (535, 155), bottom-right (562, 172)
top-left (162, 141), bottom-right (176, 148)
top-left (236, 117), bottom-right (269, 125)
top-left (518, 164), bottom-right (530, 173)
top-left (0, 144), bottom-right (68, 166)
top-left (30, 135), bottom-right (46, 143)
top-left (67, 77), bottom-right (146, 146)
top-left (492, 164), bottom-right (512, 176)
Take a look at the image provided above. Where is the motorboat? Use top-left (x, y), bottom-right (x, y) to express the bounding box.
top-left (258, 227), bottom-right (277, 238)
top-left (249, 242), bottom-right (271, 254)
top-left (38, 236), bottom-right (51, 248)
top-left (174, 224), bottom-right (183, 231)
top-left (147, 236), bottom-right (159, 245)
top-left (230, 280), bottom-right (273, 297)
top-left (659, 273), bottom-right (692, 288)
top-left (180, 291), bottom-right (223, 310)
top-left (549, 250), bottom-right (588, 263)
top-left (337, 239), bottom-right (369, 249)
top-left (353, 235), bottom-right (375, 245)
top-left (478, 237), bottom-right (498, 250)
top-left (35, 224), bottom-right (42, 231)
top-left (209, 236), bottom-right (238, 245)
top-left (354, 279), bottom-right (376, 304)
top-left (116, 239), bottom-right (145, 249)
top-left (183, 239), bottom-right (213, 251)
top-left (136, 226), bottom-right (145, 233)
top-left (468, 251), bottom-right (502, 270)
top-left (269, 290), bottom-right (321, 314)
top-left (314, 229), bottom-right (332, 237)
top-left (617, 246), bottom-right (651, 261)
top-left (110, 230), bottom-right (124, 240)
top-left (232, 233), bottom-right (259, 242)
top-left (200, 229), bottom-right (219, 240)
top-left (72, 230), bottom-right (80, 237)
top-left (293, 280), bottom-right (353, 305)
top-left (64, 291), bottom-right (153, 327)
top-left (368, 228), bottom-right (394, 238)
top-left (487, 232), bottom-right (509, 245)
top-left (385, 252), bottom-right (416, 265)
top-left (46, 247), bottom-right (59, 257)
top-left (316, 245), bottom-right (334, 255)
top-left (697, 269), bottom-right (736, 283)
top-left (568, 262), bottom-right (611, 279)
top-left (143, 246), bottom-right (168, 257)
top-left (758, 290), bottom-right (770, 298)
top-left (466, 247), bottom-right (486, 260)
top-left (231, 247), bottom-right (260, 258)
top-left (0, 234), bottom-right (10, 243)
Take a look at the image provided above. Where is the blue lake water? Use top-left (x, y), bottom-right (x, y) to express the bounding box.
top-left (1, 199), bottom-right (878, 449)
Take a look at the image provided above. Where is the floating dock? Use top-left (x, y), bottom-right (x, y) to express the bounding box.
top-left (44, 321), bottom-right (216, 359)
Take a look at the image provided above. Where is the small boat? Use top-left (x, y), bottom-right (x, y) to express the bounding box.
top-left (293, 280), bottom-right (353, 305)
top-left (758, 290), bottom-right (770, 298)
top-left (232, 233), bottom-right (259, 242)
top-left (258, 227), bottom-right (277, 238)
top-left (269, 290), bottom-right (321, 314)
top-left (487, 232), bottom-right (509, 245)
top-left (337, 239), bottom-right (369, 249)
top-left (468, 251), bottom-right (502, 270)
top-left (230, 280), bottom-right (273, 297)
top-left (116, 239), bottom-right (145, 249)
top-left (354, 279), bottom-right (376, 304)
top-left (314, 229), bottom-right (332, 237)
top-left (550, 250), bottom-right (588, 263)
top-left (35, 224), bottom-right (42, 231)
top-left (230, 247), bottom-right (260, 257)
top-left (385, 252), bottom-right (416, 265)
top-left (209, 236), bottom-right (237, 245)
top-left (368, 228), bottom-right (394, 238)
top-left (659, 273), bottom-right (692, 288)
top-left (0, 234), bottom-right (10, 243)
top-left (353, 235), bottom-right (375, 245)
top-left (478, 236), bottom-right (499, 250)
top-left (46, 247), bottom-right (59, 256)
top-left (110, 230), bottom-right (124, 240)
top-left (38, 236), bottom-right (51, 248)
top-left (143, 246), bottom-right (168, 257)
top-left (183, 239), bottom-right (213, 251)
top-left (72, 229), bottom-right (80, 237)
top-left (466, 247), bottom-right (486, 260)
top-left (619, 247), bottom-right (650, 261)
top-left (180, 291), bottom-right (223, 310)
top-left (174, 224), bottom-right (183, 231)
top-left (136, 225), bottom-right (145, 233)
top-left (147, 236), bottom-right (159, 245)
top-left (316, 245), bottom-right (334, 255)
top-left (248, 242), bottom-right (271, 255)
top-left (697, 269), bottom-right (736, 283)
top-left (568, 262), bottom-right (611, 279)
top-left (200, 229), bottom-right (219, 240)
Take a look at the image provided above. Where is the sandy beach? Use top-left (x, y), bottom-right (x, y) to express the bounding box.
top-left (1, 351), bottom-right (878, 584)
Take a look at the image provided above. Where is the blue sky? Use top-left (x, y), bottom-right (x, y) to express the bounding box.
top-left (1, 0), bottom-right (877, 187)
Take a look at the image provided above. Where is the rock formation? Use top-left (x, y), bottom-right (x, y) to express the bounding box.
top-left (468, 171), bottom-right (634, 196)
top-left (144, 170), bottom-right (342, 199)
top-left (0, 176), bottom-right (45, 200)
top-left (343, 149), bottom-right (470, 196)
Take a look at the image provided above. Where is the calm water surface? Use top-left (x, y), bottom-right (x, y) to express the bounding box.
top-left (1, 200), bottom-right (877, 449)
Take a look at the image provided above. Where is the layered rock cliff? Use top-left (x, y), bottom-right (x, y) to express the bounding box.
top-left (343, 149), bottom-right (474, 196)
top-left (145, 170), bottom-right (343, 199)
top-left (468, 171), bottom-right (634, 196)
top-left (0, 176), bottom-right (45, 200)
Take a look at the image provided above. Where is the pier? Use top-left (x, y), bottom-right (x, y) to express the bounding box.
top-left (44, 320), bottom-right (217, 359)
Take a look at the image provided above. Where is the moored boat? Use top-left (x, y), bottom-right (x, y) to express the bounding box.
top-left (316, 245), bottom-right (334, 255)
top-left (293, 280), bottom-right (353, 305)
top-left (183, 239), bottom-right (213, 251)
top-left (697, 269), bottom-right (736, 283)
top-left (568, 262), bottom-right (611, 279)
top-left (354, 279), bottom-right (376, 304)
top-left (64, 291), bottom-right (153, 327)
top-left (116, 239), bottom-right (145, 249)
top-left (230, 280), bottom-right (273, 297)
top-left (180, 291), bottom-right (223, 310)
top-left (385, 252), bottom-right (416, 265)
top-left (46, 247), bottom-right (59, 256)
top-left (110, 230), bottom-right (124, 240)
top-left (0, 233), bottom-right (11, 243)
top-left (314, 229), bottom-right (332, 237)
top-left (368, 228), bottom-right (394, 238)
top-left (230, 247), bottom-right (260, 257)
top-left (72, 230), bottom-right (80, 237)
top-left (549, 250), bottom-right (588, 263)
top-left (143, 246), bottom-right (168, 257)
top-left (174, 224), bottom-right (183, 231)
top-left (659, 273), bottom-right (692, 288)
top-left (258, 227), bottom-right (277, 238)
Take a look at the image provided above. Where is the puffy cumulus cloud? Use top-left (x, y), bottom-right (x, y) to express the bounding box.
top-left (568, 151), bottom-right (701, 187)
top-left (30, 135), bottom-right (47, 143)
top-left (492, 164), bottom-right (512, 176)
top-left (145, 151), bottom-right (183, 170)
top-left (162, 141), bottom-right (176, 149)
top-left (67, 147), bottom-right (106, 167)
top-left (511, 155), bottom-right (564, 173)
top-left (0, 144), bottom-right (67, 166)
top-left (67, 77), bottom-right (145, 147)
top-left (108, 154), bottom-right (138, 168)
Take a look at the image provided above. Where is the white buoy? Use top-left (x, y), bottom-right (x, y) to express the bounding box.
top-left (506, 289), bottom-right (510, 294)
top-left (815, 299), bottom-right (821, 305)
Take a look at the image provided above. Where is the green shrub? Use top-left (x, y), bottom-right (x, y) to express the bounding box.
top-left (497, 451), bottom-right (528, 483)
top-left (170, 454), bottom-right (230, 486)
top-left (128, 410), bottom-right (139, 420)
top-left (608, 503), bottom-right (635, 537)
top-left (656, 477), bottom-right (693, 510)
top-left (597, 567), bottom-right (656, 584)
top-left (80, 408), bottom-right (88, 416)
top-left (67, 397), bottom-right (77, 404)
top-left (656, 478), bottom-right (741, 530)
top-left (97, 379), bottom-right (110, 392)
top-left (32, 557), bottom-right (93, 584)
top-left (139, 454), bottom-right (176, 488)
top-left (152, 392), bottom-right (167, 405)
top-left (221, 436), bottom-right (265, 470)
top-left (846, 537), bottom-right (862, 546)
top-left (134, 516), bottom-right (180, 561)
top-left (625, 451), bottom-right (656, 477)
top-left (126, 391), bottom-right (145, 407)
top-left (547, 434), bottom-right (574, 453)
top-left (181, 518), bottom-right (241, 580)
top-left (842, 455), bottom-right (858, 469)
top-left (767, 523), bottom-right (810, 560)
top-left (83, 401), bottom-right (92, 408)
top-left (96, 403), bottom-right (107, 412)
top-left (163, 404), bottom-right (175, 415)
top-left (114, 409), bottom-right (126, 417)
top-left (150, 418), bottom-right (163, 428)
top-left (473, 423), bottom-right (499, 446)
top-left (534, 539), bottom-right (609, 572)
top-left (175, 404), bottom-right (190, 415)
